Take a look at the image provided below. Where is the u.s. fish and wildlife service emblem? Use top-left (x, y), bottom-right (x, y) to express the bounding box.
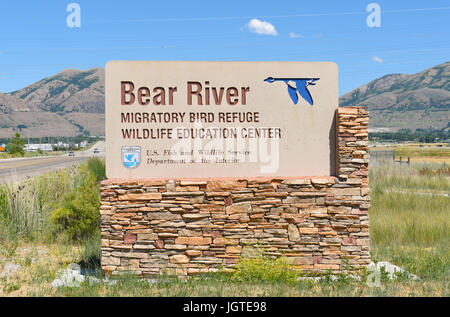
top-left (122, 146), bottom-right (141, 169)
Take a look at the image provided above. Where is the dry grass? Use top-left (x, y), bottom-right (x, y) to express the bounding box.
top-left (0, 242), bottom-right (83, 296)
top-left (1, 241), bottom-right (447, 297)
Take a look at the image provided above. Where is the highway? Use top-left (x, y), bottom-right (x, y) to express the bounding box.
top-left (0, 141), bottom-right (105, 182)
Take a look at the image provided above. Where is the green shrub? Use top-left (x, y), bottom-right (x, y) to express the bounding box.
top-left (87, 158), bottom-right (106, 182)
top-left (50, 168), bottom-right (100, 242)
top-left (0, 183), bottom-right (45, 241)
top-left (231, 253), bottom-right (301, 284)
top-left (79, 231), bottom-right (101, 269)
top-left (7, 133), bottom-right (25, 157)
top-left (0, 187), bottom-right (9, 238)
top-left (0, 160), bottom-right (102, 243)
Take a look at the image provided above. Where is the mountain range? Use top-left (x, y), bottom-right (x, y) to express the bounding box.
top-left (0, 68), bottom-right (104, 138)
top-left (340, 61), bottom-right (449, 131)
top-left (0, 62), bottom-right (448, 138)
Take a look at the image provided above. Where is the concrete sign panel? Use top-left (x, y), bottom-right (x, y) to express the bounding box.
top-left (105, 61), bottom-right (338, 179)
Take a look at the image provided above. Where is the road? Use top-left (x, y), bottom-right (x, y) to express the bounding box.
top-left (0, 141), bottom-right (105, 182)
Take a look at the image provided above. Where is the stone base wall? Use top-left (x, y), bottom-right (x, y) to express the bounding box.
top-left (100, 107), bottom-right (370, 276)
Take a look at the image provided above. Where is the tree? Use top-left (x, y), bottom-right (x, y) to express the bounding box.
top-left (7, 133), bottom-right (25, 157)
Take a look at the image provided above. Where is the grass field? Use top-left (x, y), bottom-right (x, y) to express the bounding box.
top-left (0, 156), bottom-right (448, 297)
top-left (370, 144), bottom-right (450, 163)
top-left (369, 163), bottom-right (449, 287)
top-left (396, 146), bottom-right (450, 161)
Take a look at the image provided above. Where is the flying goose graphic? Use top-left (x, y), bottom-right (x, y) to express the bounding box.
top-left (264, 77), bottom-right (320, 105)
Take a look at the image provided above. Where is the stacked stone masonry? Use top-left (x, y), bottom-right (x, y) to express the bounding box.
top-left (101, 107), bottom-right (370, 276)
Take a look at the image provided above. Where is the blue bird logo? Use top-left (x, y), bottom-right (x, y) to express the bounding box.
top-left (123, 153), bottom-right (138, 168)
top-left (125, 154), bottom-right (134, 161)
top-left (264, 77), bottom-right (320, 106)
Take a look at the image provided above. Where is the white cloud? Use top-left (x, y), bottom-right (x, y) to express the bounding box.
top-left (289, 32), bottom-right (303, 38)
top-left (371, 56), bottom-right (383, 63)
top-left (247, 19), bottom-right (278, 36)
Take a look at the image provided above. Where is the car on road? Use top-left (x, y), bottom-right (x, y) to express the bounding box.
top-left (93, 148), bottom-right (99, 154)
top-left (68, 151), bottom-right (75, 156)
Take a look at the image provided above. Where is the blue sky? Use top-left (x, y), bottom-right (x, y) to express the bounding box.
top-left (0, 0), bottom-right (449, 95)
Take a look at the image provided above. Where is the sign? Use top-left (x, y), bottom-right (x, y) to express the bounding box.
top-left (105, 61), bottom-right (338, 179)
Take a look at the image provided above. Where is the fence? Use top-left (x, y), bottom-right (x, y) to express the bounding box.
top-left (369, 149), bottom-right (410, 166)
